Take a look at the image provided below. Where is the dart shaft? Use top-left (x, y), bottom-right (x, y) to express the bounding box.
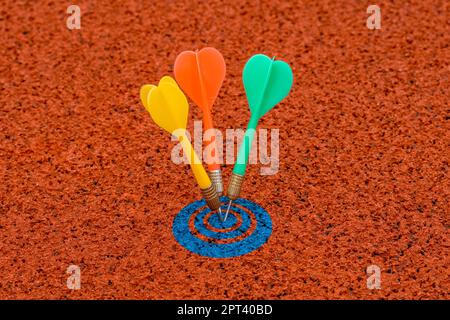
top-left (202, 111), bottom-right (221, 171)
top-left (178, 134), bottom-right (211, 189)
top-left (202, 112), bottom-right (223, 195)
top-left (227, 116), bottom-right (258, 201)
top-left (179, 134), bottom-right (221, 211)
top-left (233, 115), bottom-right (259, 176)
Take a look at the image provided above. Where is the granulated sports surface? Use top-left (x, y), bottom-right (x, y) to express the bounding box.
top-left (0, 0), bottom-right (448, 299)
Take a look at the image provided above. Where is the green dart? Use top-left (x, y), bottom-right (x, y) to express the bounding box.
top-left (224, 54), bottom-right (294, 220)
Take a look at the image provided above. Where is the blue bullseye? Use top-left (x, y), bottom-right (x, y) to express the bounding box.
top-left (208, 212), bottom-right (237, 229)
top-left (194, 206), bottom-right (251, 239)
top-left (172, 197), bottom-right (272, 258)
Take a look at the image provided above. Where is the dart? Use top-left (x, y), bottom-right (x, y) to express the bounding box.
top-left (140, 76), bottom-right (222, 213)
top-left (174, 47), bottom-right (226, 196)
top-left (224, 54), bottom-right (293, 220)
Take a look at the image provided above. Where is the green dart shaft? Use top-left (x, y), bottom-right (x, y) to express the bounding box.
top-left (233, 115), bottom-right (259, 175)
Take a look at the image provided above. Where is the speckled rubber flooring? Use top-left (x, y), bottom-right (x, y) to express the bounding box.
top-left (0, 0), bottom-right (448, 299)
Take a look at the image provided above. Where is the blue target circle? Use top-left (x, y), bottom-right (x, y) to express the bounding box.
top-left (172, 197), bottom-right (272, 258)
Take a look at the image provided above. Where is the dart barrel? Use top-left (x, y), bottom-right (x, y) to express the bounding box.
top-left (200, 184), bottom-right (221, 211)
top-left (208, 169), bottom-right (223, 196)
top-left (227, 172), bottom-right (245, 200)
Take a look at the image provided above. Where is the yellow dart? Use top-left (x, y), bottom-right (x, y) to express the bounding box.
top-left (140, 76), bottom-right (222, 213)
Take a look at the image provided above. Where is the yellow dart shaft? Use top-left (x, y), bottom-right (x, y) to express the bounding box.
top-left (179, 133), bottom-right (221, 211)
top-left (178, 133), bottom-right (211, 189)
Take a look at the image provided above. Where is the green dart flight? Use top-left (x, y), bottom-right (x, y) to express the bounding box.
top-left (225, 54), bottom-right (294, 220)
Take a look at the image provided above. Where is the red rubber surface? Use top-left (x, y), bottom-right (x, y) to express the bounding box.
top-left (0, 0), bottom-right (448, 299)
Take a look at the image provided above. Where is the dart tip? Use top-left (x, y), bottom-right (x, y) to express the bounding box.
top-left (217, 207), bottom-right (224, 222)
top-left (224, 200), bottom-right (232, 222)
